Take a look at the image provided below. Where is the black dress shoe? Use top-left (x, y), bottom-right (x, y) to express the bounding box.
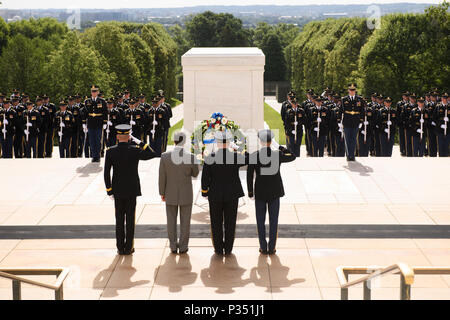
top-left (124, 248), bottom-right (135, 255)
top-left (117, 250), bottom-right (125, 255)
top-left (259, 249), bottom-right (268, 255)
top-left (268, 249), bottom-right (277, 255)
top-left (171, 249), bottom-right (178, 254)
top-left (224, 250), bottom-right (232, 255)
top-left (214, 250), bottom-right (223, 255)
top-left (179, 249), bottom-right (188, 254)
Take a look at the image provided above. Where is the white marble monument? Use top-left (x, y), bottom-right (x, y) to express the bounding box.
top-left (181, 47), bottom-right (265, 132)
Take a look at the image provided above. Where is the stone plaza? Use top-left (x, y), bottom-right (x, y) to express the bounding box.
top-left (0, 153), bottom-right (449, 300)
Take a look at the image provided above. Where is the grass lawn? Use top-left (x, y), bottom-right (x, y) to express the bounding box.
top-left (167, 119), bottom-right (184, 145)
top-left (169, 98), bottom-right (183, 108)
top-left (264, 102), bottom-right (286, 145)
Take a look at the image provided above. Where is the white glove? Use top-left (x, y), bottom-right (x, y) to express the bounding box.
top-left (152, 120), bottom-right (158, 125)
top-left (294, 121), bottom-right (298, 125)
top-left (24, 130), bottom-right (29, 135)
top-left (384, 128), bottom-right (389, 134)
top-left (338, 128), bottom-right (343, 133)
top-left (58, 131), bottom-right (63, 137)
top-left (358, 123), bottom-right (363, 129)
top-left (431, 121), bottom-right (436, 126)
top-left (387, 121), bottom-right (392, 125)
top-left (364, 121), bottom-right (369, 125)
top-left (107, 121), bottom-right (113, 126)
top-left (102, 124), bottom-right (107, 130)
top-left (317, 117), bottom-right (322, 123)
top-left (26, 122), bottom-right (32, 127)
top-left (419, 119), bottom-right (424, 123)
top-left (444, 117), bottom-right (449, 122)
top-left (151, 129), bottom-right (155, 135)
top-left (230, 141), bottom-right (239, 151)
top-left (313, 127), bottom-right (319, 132)
top-left (338, 123), bottom-right (343, 129)
top-left (130, 120), bottom-right (136, 125)
top-left (130, 135), bottom-right (141, 145)
top-left (416, 129), bottom-right (423, 134)
top-left (2, 129), bottom-right (6, 134)
top-left (3, 119), bottom-right (8, 125)
top-left (361, 130), bottom-right (366, 135)
top-left (109, 195), bottom-right (114, 200)
top-left (82, 124), bottom-right (88, 133)
top-left (441, 124), bottom-right (447, 129)
top-left (291, 130), bottom-right (296, 135)
top-left (60, 122), bottom-right (65, 127)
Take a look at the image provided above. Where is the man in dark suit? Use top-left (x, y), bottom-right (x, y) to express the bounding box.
top-left (201, 131), bottom-right (248, 255)
top-left (247, 130), bottom-right (296, 255)
top-left (104, 124), bottom-right (158, 255)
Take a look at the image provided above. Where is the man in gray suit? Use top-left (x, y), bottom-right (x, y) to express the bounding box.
top-left (159, 131), bottom-right (199, 254)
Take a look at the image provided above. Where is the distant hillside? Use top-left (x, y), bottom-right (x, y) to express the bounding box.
top-left (0, 3), bottom-right (437, 27)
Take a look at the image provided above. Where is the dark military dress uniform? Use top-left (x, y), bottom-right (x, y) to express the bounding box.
top-left (54, 103), bottom-right (75, 158)
top-left (402, 96), bottom-right (415, 157)
top-left (13, 98), bottom-right (25, 158)
top-left (35, 100), bottom-right (50, 158)
top-left (104, 124), bottom-right (158, 255)
top-left (433, 94), bottom-right (449, 157)
top-left (84, 86), bottom-right (108, 162)
top-left (105, 100), bottom-right (123, 148)
top-left (357, 104), bottom-right (376, 157)
top-left (124, 102), bottom-right (145, 143)
top-left (23, 103), bottom-right (42, 158)
top-left (43, 96), bottom-right (57, 157)
top-left (146, 104), bottom-right (166, 156)
top-left (408, 100), bottom-right (429, 157)
top-left (284, 100), bottom-right (306, 157)
top-left (425, 95), bottom-right (438, 157)
top-left (0, 100), bottom-right (17, 158)
top-left (341, 84), bottom-right (365, 161)
top-left (377, 99), bottom-right (398, 157)
top-left (247, 132), bottom-right (296, 254)
top-left (308, 99), bottom-right (331, 157)
top-left (68, 99), bottom-right (81, 158)
top-left (396, 94), bottom-right (409, 156)
top-left (201, 132), bottom-right (249, 255)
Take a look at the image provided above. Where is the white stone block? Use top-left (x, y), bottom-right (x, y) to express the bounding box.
top-left (182, 47), bottom-right (265, 132)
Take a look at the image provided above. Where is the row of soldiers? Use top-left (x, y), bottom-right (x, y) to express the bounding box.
top-left (281, 87), bottom-right (449, 158)
top-left (0, 86), bottom-right (173, 160)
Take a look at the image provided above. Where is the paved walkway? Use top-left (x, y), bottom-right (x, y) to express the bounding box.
top-left (265, 97), bottom-right (282, 114)
top-left (0, 157), bottom-right (449, 300)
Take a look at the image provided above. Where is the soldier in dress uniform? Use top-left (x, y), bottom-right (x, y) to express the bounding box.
top-left (43, 94), bottom-right (56, 157)
top-left (284, 98), bottom-right (306, 157)
top-left (146, 96), bottom-right (166, 156)
top-left (357, 98), bottom-right (376, 157)
top-left (309, 96), bottom-right (330, 157)
top-left (104, 124), bottom-right (158, 255)
top-left (201, 131), bottom-right (249, 255)
top-left (105, 98), bottom-right (123, 148)
top-left (408, 97), bottom-right (429, 157)
top-left (84, 85), bottom-right (107, 162)
top-left (73, 94), bottom-right (85, 157)
top-left (123, 89), bottom-right (131, 105)
top-left (330, 92), bottom-right (345, 157)
top-left (433, 92), bottom-right (449, 157)
top-left (301, 89), bottom-right (315, 157)
top-left (281, 91), bottom-right (295, 141)
top-left (425, 91), bottom-right (438, 157)
top-left (0, 99), bottom-right (17, 158)
top-left (403, 93), bottom-right (416, 157)
top-left (12, 96), bottom-right (25, 158)
top-left (23, 101), bottom-right (42, 158)
top-left (79, 97), bottom-right (90, 158)
top-left (341, 83), bottom-right (365, 161)
top-left (115, 93), bottom-right (128, 112)
top-left (377, 97), bottom-right (398, 157)
top-left (35, 96), bottom-right (50, 158)
top-left (158, 90), bottom-right (172, 152)
top-left (396, 92), bottom-right (410, 156)
top-left (124, 98), bottom-right (145, 144)
top-left (54, 100), bottom-right (75, 158)
top-left (67, 96), bottom-right (80, 158)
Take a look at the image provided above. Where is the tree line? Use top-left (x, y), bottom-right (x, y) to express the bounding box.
top-left (0, 2), bottom-right (447, 104)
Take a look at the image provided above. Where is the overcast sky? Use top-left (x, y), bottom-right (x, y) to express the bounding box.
top-left (1, 0), bottom-right (443, 9)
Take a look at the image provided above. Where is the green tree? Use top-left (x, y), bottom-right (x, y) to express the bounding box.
top-left (260, 32), bottom-right (286, 81)
top-left (81, 22), bottom-right (141, 95)
top-left (0, 17), bottom-right (9, 55)
top-left (43, 31), bottom-right (114, 102)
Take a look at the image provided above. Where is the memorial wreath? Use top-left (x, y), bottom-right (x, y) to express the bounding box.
top-left (191, 112), bottom-right (247, 162)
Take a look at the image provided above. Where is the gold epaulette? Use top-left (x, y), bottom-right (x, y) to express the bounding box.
top-left (201, 189), bottom-right (208, 194)
top-left (106, 188), bottom-right (112, 192)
